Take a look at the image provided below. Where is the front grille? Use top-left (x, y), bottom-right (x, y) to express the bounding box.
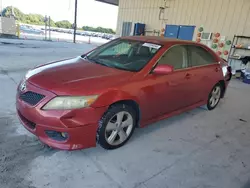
top-left (18, 111), bottom-right (36, 129)
top-left (19, 91), bottom-right (45, 106)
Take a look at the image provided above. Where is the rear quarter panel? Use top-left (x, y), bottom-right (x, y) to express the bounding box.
top-left (191, 64), bottom-right (223, 101)
top-left (191, 43), bottom-right (225, 98)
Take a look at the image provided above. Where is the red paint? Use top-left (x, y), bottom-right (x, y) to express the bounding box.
top-left (215, 33), bottom-right (221, 38)
top-left (213, 38), bottom-right (219, 43)
top-left (196, 38), bottom-right (201, 43)
top-left (16, 36), bottom-right (230, 150)
top-left (219, 42), bottom-right (224, 48)
top-left (216, 51), bottom-right (222, 56)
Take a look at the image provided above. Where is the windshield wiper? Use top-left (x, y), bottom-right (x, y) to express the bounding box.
top-left (111, 65), bottom-right (130, 71)
top-left (88, 57), bottom-right (112, 68)
top-left (85, 56), bottom-right (133, 71)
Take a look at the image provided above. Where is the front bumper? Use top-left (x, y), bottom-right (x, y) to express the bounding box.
top-left (16, 81), bottom-right (107, 150)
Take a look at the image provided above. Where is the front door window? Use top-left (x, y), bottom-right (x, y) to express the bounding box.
top-left (157, 45), bottom-right (188, 70)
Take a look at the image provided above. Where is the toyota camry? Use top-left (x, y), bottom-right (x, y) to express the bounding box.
top-left (16, 36), bottom-right (232, 150)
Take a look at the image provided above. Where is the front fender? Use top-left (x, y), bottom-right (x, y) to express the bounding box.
top-left (91, 89), bottom-right (140, 108)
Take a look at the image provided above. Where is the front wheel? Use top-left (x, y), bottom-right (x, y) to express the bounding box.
top-left (97, 104), bottom-right (136, 150)
top-left (207, 84), bottom-right (222, 110)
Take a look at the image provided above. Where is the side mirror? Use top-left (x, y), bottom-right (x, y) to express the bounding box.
top-left (153, 64), bottom-right (174, 75)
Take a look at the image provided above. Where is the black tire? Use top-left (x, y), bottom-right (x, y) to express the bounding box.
top-left (207, 83), bottom-right (222, 111)
top-left (97, 103), bottom-right (136, 150)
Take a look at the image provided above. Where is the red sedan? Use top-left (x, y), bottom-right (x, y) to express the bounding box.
top-left (16, 36), bottom-right (232, 150)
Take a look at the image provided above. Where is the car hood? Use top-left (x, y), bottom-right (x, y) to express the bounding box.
top-left (26, 57), bottom-right (135, 95)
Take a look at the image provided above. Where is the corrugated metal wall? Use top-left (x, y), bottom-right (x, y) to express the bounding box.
top-left (116, 0), bottom-right (250, 40)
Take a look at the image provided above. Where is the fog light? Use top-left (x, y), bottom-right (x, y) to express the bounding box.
top-left (45, 130), bottom-right (69, 141)
top-left (61, 132), bottom-right (68, 138)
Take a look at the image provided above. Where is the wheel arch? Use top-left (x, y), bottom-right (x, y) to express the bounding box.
top-left (218, 80), bottom-right (226, 98)
top-left (93, 90), bottom-right (141, 127)
top-left (109, 100), bottom-right (141, 128)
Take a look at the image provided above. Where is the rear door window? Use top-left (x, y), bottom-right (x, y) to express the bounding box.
top-left (188, 45), bottom-right (216, 67)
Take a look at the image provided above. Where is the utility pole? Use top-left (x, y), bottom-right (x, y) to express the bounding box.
top-left (44, 15), bottom-right (48, 40)
top-left (49, 16), bottom-right (51, 41)
top-left (0, 0), bottom-right (2, 15)
top-left (73, 0), bottom-right (78, 43)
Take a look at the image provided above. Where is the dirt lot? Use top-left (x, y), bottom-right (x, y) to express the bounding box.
top-left (0, 39), bottom-right (250, 188)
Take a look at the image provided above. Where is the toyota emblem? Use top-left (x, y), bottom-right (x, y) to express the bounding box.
top-left (20, 81), bottom-right (26, 92)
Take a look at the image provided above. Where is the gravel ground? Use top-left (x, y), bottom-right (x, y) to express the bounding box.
top-left (0, 38), bottom-right (250, 188)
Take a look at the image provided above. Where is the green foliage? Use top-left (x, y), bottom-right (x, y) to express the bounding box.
top-left (82, 26), bottom-right (115, 34)
top-left (1, 6), bottom-right (56, 26)
top-left (55, 20), bottom-right (72, 29)
top-left (2, 6), bottom-right (26, 22)
top-left (1, 6), bottom-right (115, 33)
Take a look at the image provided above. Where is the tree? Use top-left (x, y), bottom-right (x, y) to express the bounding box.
top-left (2, 6), bottom-right (26, 21)
top-left (55, 20), bottom-right (72, 29)
top-left (82, 26), bottom-right (115, 34)
top-left (1, 6), bottom-right (56, 26)
top-left (1, 6), bottom-right (115, 32)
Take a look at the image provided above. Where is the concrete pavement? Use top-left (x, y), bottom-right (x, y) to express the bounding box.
top-left (0, 39), bottom-right (250, 188)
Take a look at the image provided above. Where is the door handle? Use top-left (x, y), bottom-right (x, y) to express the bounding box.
top-left (215, 67), bottom-right (220, 72)
top-left (185, 73), bottom-right (191, 79)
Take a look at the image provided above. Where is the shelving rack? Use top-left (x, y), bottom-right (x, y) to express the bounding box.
top-left (228, 35), bottom-right (250, 72)
top-left (228, 35), bottom-right (250, 59)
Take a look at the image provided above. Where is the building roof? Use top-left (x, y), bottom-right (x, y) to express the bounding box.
top-left (95, 0), bottom-right (118, 6)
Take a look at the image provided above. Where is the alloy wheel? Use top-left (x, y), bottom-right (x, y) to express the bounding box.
top-left (209, 85), bottom-right (221, 108)
top-left (105, 111), bottom-right (134, 146)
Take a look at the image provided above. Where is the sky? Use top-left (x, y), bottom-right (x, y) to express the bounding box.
top-left (1, 0), bottom-right (118, 29)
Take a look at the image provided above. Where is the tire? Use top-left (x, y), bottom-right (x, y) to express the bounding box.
top-left (97, 103), bottom-right (136, 150)
top-left (207, 83), bottom-right (222, 110)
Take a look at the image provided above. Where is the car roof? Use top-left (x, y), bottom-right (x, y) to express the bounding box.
top-left (121, 36), bottom-right (198, 46)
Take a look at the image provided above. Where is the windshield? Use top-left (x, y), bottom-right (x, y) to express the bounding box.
top-left (85, 39), bottom-right (162, 72)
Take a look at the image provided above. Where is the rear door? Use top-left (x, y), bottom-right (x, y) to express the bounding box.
top-left (187, 45), bottom-right (221, 101)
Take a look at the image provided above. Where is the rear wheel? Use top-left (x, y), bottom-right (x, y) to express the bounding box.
top-left (207, 84), bottom-right (222, 110)
top-left (97, 104), bottom-right (136, 150)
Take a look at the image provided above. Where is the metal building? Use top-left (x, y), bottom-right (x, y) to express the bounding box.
top-left (98, 0), bottom-right (250, 40)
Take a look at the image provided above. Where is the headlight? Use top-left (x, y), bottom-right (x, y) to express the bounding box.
top-left (42, 95), bottom-right (98, 110)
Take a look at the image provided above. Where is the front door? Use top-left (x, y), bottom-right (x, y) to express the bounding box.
top-left (142, 45), bottom-right (195, 120)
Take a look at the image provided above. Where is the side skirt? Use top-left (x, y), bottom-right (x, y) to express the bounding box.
top-left (140, 101), bottom-right (206, 128)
